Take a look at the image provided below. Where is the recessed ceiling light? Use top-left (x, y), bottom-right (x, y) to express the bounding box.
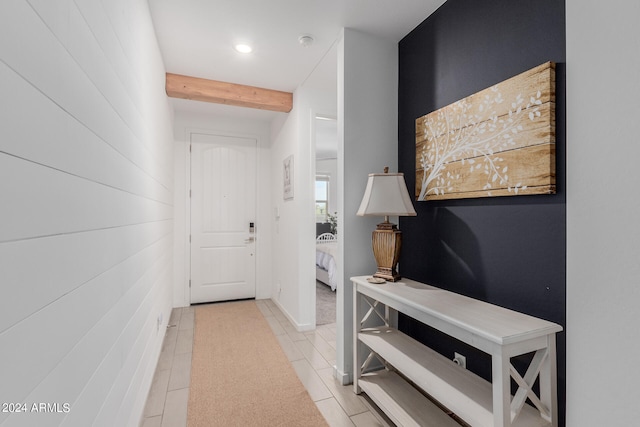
top-left (234, 44), bottom-right (253, 54)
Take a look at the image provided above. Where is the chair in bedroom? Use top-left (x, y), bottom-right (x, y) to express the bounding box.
top-left (316, 233), bottom-right (336, 242)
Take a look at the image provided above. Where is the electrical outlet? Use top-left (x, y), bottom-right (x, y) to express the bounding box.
top-left (453, 352), bottom-right (466, 368)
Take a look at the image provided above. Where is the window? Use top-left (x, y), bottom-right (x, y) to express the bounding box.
top-left (315, 175), bottom-right (329, 222)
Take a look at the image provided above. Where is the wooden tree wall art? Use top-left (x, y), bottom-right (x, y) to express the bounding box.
top-left (415, 62), bottom-right (556, 201)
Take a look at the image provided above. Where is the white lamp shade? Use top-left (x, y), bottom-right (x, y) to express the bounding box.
top-left (357, 172), bottom-right (417, 217)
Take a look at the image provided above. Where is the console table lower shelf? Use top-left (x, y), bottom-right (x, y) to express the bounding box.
top-left (358, 327), bottom-right (550, 427)
top-left (358, 370), bottom-right (460, 427)
top-left (352, 276), bottom-right (562, 427)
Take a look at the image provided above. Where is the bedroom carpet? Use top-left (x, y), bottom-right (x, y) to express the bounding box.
top-left (187, 300), bottom-right (328, 427)
top-left (316, 281), bottom-right (336, 325)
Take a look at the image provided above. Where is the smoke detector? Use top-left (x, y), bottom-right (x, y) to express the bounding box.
top-left (298, 34), bottom-right (314, 48)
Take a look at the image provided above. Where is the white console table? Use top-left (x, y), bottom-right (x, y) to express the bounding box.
top-left (352, 276), bottom-right (562, 427)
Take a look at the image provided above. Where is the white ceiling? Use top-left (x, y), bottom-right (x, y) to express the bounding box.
top-left (149, 0), bottom-right (446, 121)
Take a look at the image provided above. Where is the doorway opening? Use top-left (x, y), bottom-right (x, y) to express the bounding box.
top-left (314, 115), bottom-right (338, 326)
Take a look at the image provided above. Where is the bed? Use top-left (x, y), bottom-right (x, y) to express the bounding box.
top-left (316, 233), bottom-right (338, 291)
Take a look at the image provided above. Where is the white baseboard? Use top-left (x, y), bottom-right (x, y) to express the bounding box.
top-left (333, 365), bottom-right (352, 386)
top-left (270, 297), bottom-right (315, 332)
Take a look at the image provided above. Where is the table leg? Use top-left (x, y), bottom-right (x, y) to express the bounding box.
top-left (492, 349), bottom-right (512, 427)
top-left (540, 335), bottom-right (558, 426)
top-left (353, 284), bottom-right (362, 394)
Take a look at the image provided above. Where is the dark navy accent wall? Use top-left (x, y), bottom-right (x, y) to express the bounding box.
top-left (397, 0), bottom-right (566, 424)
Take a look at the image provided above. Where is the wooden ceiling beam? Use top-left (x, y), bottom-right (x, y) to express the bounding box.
top-left (165, 73), bottom-right (293, 113)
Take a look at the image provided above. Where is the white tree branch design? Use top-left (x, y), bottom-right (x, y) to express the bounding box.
top-left (418, 85), bottom-right (544, 200)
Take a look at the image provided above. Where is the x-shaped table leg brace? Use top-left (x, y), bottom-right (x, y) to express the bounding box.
top-left (360, 296), bottom-right (388, 328)
top-left (360, 349), bottom-right (388, 375)
top-left (509, 348), bottom-right (551, 422)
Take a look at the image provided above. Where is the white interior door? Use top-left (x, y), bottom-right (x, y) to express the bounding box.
top-left (190, 133), bottom-right (257, 304)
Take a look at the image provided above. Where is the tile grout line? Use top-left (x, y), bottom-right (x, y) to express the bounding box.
top-left (141, 300), bottom-right (389, 427)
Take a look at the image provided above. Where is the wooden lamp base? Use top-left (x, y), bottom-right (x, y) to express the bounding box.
top-left (371, 220), bottom-right (402, 282)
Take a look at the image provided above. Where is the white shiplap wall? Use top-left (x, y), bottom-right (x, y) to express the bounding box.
top-left (0, 0), bottom-right (174, 426)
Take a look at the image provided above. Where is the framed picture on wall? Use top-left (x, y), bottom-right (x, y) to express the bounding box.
top-left (283, 155), bottom-right (294, 200)
top-left (415, 61), bottom-right (556, 201)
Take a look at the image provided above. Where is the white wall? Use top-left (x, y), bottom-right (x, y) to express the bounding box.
top-left (270, 107), bottom-right (303, 323)
top-left (172, 110), bottom-right (274, 305)
top-left (336, 28), bottom-right (399, 383)
top-left (566, 1), bottom-right (640, 425)
top-left (0, 1), bottom-right (174, 426)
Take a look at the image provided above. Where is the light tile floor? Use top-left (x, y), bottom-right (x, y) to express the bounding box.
top-left (139, 299), bottom-right (392, 427)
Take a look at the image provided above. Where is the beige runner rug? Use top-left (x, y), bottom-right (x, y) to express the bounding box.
top-left (187, 300), bottom-right (328, 426)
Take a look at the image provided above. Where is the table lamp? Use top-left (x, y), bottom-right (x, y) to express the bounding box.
top-left (356, 167), bottom-right (416, 282)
